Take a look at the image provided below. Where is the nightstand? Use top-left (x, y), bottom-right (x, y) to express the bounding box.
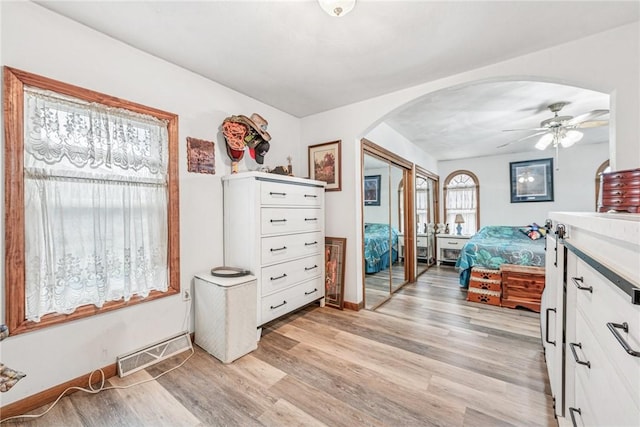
top-left (436, 234), bottom-right (471, 265)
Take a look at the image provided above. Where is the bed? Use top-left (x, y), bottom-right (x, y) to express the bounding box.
top-left (455, 225), bottom-right (546, 287)
top-left (364, 223), bottom-right (399, 274)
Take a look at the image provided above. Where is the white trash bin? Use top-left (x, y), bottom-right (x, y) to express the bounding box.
top-left (194, 270), bottom-right (257, 363)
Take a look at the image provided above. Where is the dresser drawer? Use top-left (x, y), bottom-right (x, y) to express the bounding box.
top-left (438, 237), bottom-right (466, 250)
top-left (602, 187), bottom-right (640, 198)
top-left (416, 236), bottom-right (428, 247)
top-left (603, 169), bottom-right (640, 181)
top-left (573, 258), bottom-right (640, 401)
top-left (261, 207), bottom-right (322, 235)
top-left (573, 309), bottom-right (640, 426)
top-left (260, 181), bottom-right (323, 207)
top-left (261, 231), bottom-right (323, 265)
top-left (260, 253), bottom-right (323, 296)
top-left (260, 277), bottom-right (323, 325)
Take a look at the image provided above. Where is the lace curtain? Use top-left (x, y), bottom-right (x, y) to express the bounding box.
top-left (24, 87), bottom-right (169, 322)
top-left (446, 184), bottom-right (477, 235)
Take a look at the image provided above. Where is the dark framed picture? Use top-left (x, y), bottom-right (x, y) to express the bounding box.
top-left (510, 158), bottom-right (554, 203)
top-left (325, 237), bottom-right (346, 309)
top-left (364, 175), bottom-right (381, 206)
top-left (309, 140), bottom-right (341, 191)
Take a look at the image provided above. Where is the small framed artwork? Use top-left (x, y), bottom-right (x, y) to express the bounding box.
top-left (325, 237), bottom-right (346, 309)
top-left (510, 158), bottom-right (554, 203)
top-left (308, 140), bottom-right (342, 191)
top-left (187, 137), bottom-right (215, 174)
top-left (364, 175), bottom-right (381, 206)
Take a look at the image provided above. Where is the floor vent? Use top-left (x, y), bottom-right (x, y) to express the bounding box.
top-left (116, 331), bottom-right (192, 377)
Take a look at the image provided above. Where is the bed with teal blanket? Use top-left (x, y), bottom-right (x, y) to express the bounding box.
top-left (455, 225), bottom-right (546, 287)
top-left (364, 223), bottom-right (399, 274)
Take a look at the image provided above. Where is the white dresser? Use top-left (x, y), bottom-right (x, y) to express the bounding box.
top-left (542, 213), bottom-right (640, 426)
top-left (222, 172), bottom-right (326, 330)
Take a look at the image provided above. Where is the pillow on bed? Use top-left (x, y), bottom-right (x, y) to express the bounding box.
top-left (520, 223), bottom-right (547, 240)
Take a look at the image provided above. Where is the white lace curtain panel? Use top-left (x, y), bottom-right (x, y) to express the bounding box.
top-left (446, 186), bottom-right (477, 235)
top-left (23, 87), bottom-right (169, 322)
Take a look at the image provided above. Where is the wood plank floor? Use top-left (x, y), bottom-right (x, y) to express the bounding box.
top-left (4, 266), bottom-right (556, 427)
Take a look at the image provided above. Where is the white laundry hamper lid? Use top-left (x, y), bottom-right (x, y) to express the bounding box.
top-left (195, 268), bottom-right (255, 287)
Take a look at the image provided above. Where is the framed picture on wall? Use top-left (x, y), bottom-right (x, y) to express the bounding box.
top-left (325, 237), bottom-right (346, 309)
top-left (308, 140), bottom-right (342, 191)
top-left (364, 175), bottom-right (381, 206)
top-left (510, 158), bottom-right (554, 203)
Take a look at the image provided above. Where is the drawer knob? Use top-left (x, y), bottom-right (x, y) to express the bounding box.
top-left (270, 300), bottom-right (287, 310)
top-left (569, 342), bottom-right (591, 368)
top-left (304, 194), bottom-right (318, 198)
top-left (304, 218), bottom-right (318, 221)
top-left (304, 288), bottom-right (318, 295)
top-left (270, 273), bottom-right (288, 281)
top-left (571, 276), bottom-right (592, 293)
top-left (305, 265), bottom-right (318, 271)
top-left (607, 322), bottom-right (640, 357)
top-left (304, 241), bottom-right (318, 246)
top-left (270, 219), bottom-right (287, 223)
top-left (269, 191), bottom-right (287, 196)
top-left (270, 246), bottom-right (287, 252)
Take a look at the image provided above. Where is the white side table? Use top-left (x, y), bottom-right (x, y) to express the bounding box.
top-left (436, 234), bottom-right (471, 265)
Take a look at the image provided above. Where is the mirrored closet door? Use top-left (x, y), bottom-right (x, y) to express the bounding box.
top-left (362, 139), bottom-right (412, 310)
top-left (415, 167), bottom-right (439, 277)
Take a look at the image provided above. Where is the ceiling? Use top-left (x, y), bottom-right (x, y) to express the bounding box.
top-left (35, 1), bottom-right (638, 160)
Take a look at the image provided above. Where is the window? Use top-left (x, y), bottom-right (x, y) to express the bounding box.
top-left (443, 170), bottom-right (479, 235)
top-left (595, 160), bottom-right (610, 211)
top-left (4, 67), bottom-right (180, 335)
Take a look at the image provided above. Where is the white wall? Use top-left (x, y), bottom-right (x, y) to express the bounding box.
top-left (301, 22), bottom-right (639, 305)
top-left (0, 2), bottom-right (301, 405)
top-left (438, 142), bottom-right (609, 227)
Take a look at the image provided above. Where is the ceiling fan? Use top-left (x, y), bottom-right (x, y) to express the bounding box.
top-left (498, 102), bottom-right (609, 150)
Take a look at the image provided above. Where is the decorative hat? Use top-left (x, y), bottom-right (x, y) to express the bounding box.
top-left (249, 140), bottom-right (270, 165)
top-left (237, 113), bottom-right (271, 142)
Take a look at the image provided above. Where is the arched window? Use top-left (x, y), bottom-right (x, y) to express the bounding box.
top-left (595, 160), bottom-right (610, 211)
top-left (444, 170), bottom-right (479, 235)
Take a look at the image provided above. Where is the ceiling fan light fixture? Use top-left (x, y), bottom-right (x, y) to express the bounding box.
top-left (535, 133), bottom-right (554, 151)
top-left (318, 0), bottom-right (356, 17)
top-left (561, 130), bottom-right (584, 148)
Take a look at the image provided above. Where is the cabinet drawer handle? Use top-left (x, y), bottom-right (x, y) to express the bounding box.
top-left (270, 300), bottom-right (287, 310)
top-left (449, 242), bottom-right (458, 245)
top-left (607, 322), bottom-right (640, 357)
top-left (270, 246), bottom-right (287, 252)
top-left (270, 273), bottom-right (287, 281)
top-left (270, 219), bottom-right (287, 223)
top-left (304, 241), bottom-right (318, 246)
top-left (304, 265), bottom-right (318, 271)
top-left (304, 194), bottom-right (318, 198)
top-left (545, 308), bottom-right (556, 346)
top-left (269, 191), bottom-right (287, 196)
top-left (571, 276), bottom-right (592, 293)
top-left (304, 288), bottom-right (318, 295)
top-left (569, 407), bottom-right (581, 427)
top-left (304, 218), bottom-right (318, 221)
top-left (569, 342), bottom-right (591, 368)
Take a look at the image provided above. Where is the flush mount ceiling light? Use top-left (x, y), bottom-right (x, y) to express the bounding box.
top-left (318, 0), bottom-right (356, 17)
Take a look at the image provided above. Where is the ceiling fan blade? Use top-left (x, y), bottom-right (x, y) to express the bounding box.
top-left (502, 127), bottom-right (547, 132)
top-left (567, 109), bottom-right (609, 125)
top-left (574, 119), bottom-right (609, 129)
top-left (497, 131), bottom-right (547, 148)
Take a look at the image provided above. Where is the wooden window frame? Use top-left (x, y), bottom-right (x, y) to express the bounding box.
top-left (443, 170), bottom-right (479, 233)
top-left (3, 67), bottom-right (180, 336)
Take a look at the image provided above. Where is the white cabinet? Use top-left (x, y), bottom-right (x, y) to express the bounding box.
top-left (545, 213), bottom-right (640, 426)
top-left (222, 172), bottom-right (326, 330)
top-left (541, 229), bottom-right (566, 417)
